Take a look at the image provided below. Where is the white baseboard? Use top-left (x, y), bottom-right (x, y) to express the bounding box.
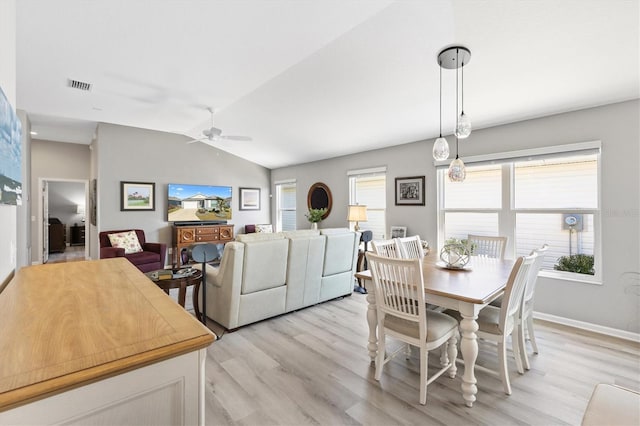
top-left (534, 311), bottom-right (640, 343)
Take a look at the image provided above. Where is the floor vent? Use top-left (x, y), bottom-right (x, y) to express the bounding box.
top-left (67, 78), bottom-right (92, 91)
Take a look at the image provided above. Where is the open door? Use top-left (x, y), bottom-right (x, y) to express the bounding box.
top-left (42, 180), bottom-right (49, 263)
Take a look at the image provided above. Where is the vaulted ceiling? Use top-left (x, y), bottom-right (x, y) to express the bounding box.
top-left (16, 0), bottom-right (639, 169)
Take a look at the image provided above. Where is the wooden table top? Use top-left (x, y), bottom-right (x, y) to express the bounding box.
top-left (0, 258), bottom-right (215, 411)
top-left (355, 255), bottom-right (515, 304)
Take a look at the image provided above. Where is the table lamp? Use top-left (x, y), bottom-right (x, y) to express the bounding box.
top-left (348, 204), bottom-right (368, 231)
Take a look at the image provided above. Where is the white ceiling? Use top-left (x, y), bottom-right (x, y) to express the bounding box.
top-left (16, 0), bottom-right (639, 169)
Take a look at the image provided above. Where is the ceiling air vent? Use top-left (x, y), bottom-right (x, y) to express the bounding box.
top-left (67, 78), bottom-right (92, 91)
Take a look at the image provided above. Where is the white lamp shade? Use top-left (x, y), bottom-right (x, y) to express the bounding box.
top-left (76, 204), bottom-right (85, 214)
top-left (347, 205), bottom-right (368, 222)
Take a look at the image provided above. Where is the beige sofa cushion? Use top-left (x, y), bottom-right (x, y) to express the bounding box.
top-left (282, 230), bottom-right (320, 238)
top-left (236, 232), bottom-right (285, 243)
top-left (285, 234), bottom-right (325, 311)
top-left (321, 231), bottom-right (357, 276)
top-left (241, 238), bottom-right (289, 294)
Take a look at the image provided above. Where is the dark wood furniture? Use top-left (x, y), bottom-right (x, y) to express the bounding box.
top-left (48, 218), bottom-right (65, 253)
top-left (172, 224), bottom-right (234, 267)
top-left (70, 225), bottom-right (85, 246)
top-left (145, 269), bottom-right (203, 320)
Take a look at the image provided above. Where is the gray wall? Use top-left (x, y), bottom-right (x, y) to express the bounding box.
top-left (30, 140), bottom-right (90, 263)
top-left (272, 100), bottom-right (640, 333)
top-left (93, 123), bottom-right (271, 264)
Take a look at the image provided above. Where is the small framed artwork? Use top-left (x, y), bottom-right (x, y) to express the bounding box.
top-left (390, 226), bottom-right (407, 239)
top-left (239, 187), bottom-right (260, 210)
top-left (120, 181), bottom-right (155, 211)
top-left (395, 176), bottom-right (425, 206)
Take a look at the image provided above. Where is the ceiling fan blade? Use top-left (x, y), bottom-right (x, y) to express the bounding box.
top-left (220, 135), bottom-right (253, 141)
top-left (186, 137), bottom-right (209, 144)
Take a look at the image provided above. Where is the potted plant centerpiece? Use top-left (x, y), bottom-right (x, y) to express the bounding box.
top-left (305, 208), bottom-right (327, 230)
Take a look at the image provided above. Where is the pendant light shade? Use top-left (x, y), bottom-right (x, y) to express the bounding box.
top-left (455, 111), bottom-right (472, 139)
top-left (448, 156), bottom-right (466, 182)
top-left (433, 136), bottom-right (450, 160)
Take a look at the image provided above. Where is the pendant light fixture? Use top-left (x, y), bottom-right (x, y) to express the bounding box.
top-left (432, 59), bottom-right (450, 161)
top-left (437, 46), bottom-right (471, 182)
top-left (455, 56), bottom-right (472, 138)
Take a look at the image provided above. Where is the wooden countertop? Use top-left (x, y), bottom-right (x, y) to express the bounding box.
top-left (0, 258), bottom-right (215, 411)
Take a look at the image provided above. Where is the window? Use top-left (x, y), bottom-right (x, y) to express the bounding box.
top-left (275, 181), bottom-right (296, 232)
top-left (438, 142), bottom-right (601, 282)
top-left (348, 167), bottom-right (386, 240)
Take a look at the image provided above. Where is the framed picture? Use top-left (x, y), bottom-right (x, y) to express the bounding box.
top-left (120, 181), bottom-right (155, 211)
top-left (239, 187), bottom-right (260, 210)
top-left (0, 85), bottom-right (22, 206)
top-left (90, 179), bottom-right (97, 225)
top-left (390, 226), bottom-right (407, 239)
top-left (395, 176), bottom-right (425, 206)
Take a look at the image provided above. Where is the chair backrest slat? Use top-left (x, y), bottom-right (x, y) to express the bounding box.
top-left (523, 244), bottom-right (549, 305)
top-left (397, 235), bottom-right (425, 260)
top-left (372, 239), bottom-right (401, 258)
top-left (467, 234), bottom-right (508, 260)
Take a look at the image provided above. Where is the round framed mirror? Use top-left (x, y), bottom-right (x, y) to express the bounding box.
top-left (307, 182), bottom-right (332, 220)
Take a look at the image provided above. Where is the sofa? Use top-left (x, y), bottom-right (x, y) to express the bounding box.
top-left (99, 229), bottom-right (167, 273)
top-left (196, 228), bottom-right (360, 330)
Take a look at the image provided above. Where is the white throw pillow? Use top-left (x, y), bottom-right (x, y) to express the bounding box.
top-left (108, 231), bottom-right (143, 254)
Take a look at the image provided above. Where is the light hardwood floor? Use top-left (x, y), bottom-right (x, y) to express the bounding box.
top-left (190, 291), bottom-right (640, 426)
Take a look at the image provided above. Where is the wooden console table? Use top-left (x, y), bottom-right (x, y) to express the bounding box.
top-left (173, 224), bottom-right (234, 266)
top-left (0, 258), bottom-right (215, 425)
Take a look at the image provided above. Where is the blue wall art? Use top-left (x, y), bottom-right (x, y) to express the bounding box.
top-left (0, 86), bottom-right (22, 206)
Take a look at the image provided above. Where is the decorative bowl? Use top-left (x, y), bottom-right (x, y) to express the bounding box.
top-left (439, 243), bottom-right (470, 268)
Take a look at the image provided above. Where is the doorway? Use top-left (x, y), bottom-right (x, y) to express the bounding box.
top-left (39, 178), bottom-right (89, 264)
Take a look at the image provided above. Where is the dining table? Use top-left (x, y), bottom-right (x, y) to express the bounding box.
top-left (355, 254), bottom-right (515, 408)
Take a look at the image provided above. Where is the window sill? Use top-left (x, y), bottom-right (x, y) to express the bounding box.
top-left (539, 270), bottom-right (602, 286)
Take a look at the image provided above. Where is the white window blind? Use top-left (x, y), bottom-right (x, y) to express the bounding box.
top-left (349, 170), bottom-right (386, 240)
top-left (276, 182), bottom-right (296, 232)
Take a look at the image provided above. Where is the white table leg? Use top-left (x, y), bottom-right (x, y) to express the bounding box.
top-left (459, 306), bottom-right (479, 408)
top-left (366, 291), bottom-right (378, 362)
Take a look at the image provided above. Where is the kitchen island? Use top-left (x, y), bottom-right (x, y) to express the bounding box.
top-left (0, 258), bottom-right (215, 425)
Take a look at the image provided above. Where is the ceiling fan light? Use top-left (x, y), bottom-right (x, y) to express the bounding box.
top-left (448, 157), bottom-right (466, 182)
top-left (433, 136), bottom-right (450, 160)
top-left (455, 112), bottom-right (472, 138)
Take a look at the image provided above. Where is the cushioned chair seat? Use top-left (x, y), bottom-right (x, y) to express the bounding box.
top-left (384, 311), bottom-right (459, 342)
top-left (126, 250), bottom-right (162, 266)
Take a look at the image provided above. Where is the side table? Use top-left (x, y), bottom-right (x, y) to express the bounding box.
top-left (145, 269), bottom-right (203, 320)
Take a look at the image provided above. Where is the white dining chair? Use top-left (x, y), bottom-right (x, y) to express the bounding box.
top-left (490, 244), bottom-right (548, 370)
top-left (467, 234), bottom-right (508, 259)
top-left (372, 239), bottom-right (401, 258)
top-left (396, 235), bottom-right (425, 260)
top-left (446, 252), bottom-right (536, 395)
top-left (517, 244), bottom-right (549, 369)
top-left (366, 252), bottom-right (459, 405)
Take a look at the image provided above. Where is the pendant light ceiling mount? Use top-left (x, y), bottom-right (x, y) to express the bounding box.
top-left (437, 46), bottom-right (471, 70)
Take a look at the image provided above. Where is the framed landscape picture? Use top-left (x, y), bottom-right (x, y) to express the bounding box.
top-left (239, 187), bottom-right (260, 210)
top-left (121, 181), bottom-right (155, 211)
top-left (395, 176), bottom-right (425, 206)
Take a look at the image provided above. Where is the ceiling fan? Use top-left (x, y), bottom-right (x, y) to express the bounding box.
top-left (187, 107), bottom-right (252, 145)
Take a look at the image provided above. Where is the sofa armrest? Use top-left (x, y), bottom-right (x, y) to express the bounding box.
top-left (100, 247), bottom-right (125, 259)
top-left (143, 242), bottom-right (165, 254)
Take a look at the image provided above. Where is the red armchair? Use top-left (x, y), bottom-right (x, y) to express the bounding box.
top-left (99, 229), bottom-right (167, 273)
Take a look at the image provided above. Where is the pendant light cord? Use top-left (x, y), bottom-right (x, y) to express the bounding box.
top-left (461, 59), bottom-right (465, 114)
top-left (438, 60), bottom-right (443, 137)
top-left (455, 48), bottom-right (459, 158)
